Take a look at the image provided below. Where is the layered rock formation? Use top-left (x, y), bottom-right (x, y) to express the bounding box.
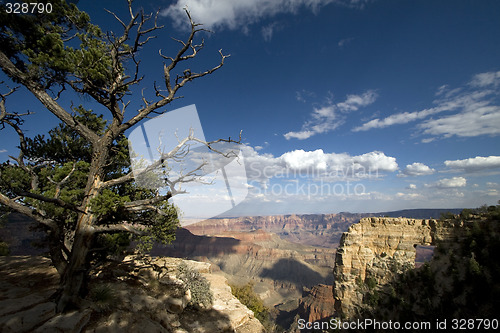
top-left (152, 228), bottom-right (336, 308)
top-left (297, 284), bottom-right (335, 323)
top-left (186, 209), bottom-right (464, 249)
top-left (186, 213), bottom-right (371, 248)
top-left (332, 217), bottom-right (467, 319)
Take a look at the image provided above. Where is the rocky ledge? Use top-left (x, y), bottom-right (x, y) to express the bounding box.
top-left (0, 256), bottom-right (264, 333)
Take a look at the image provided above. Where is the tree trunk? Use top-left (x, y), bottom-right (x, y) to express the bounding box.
top-left (55, 223), bottom-right (94, 312)
top-left (55, 141), bottom-right (110, 312)
top-left (47, 228), bottom-right (68, 276)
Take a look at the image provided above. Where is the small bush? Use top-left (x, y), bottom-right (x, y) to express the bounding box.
top-left (89, 283), bottom-right (116, 311)
top-left (365, 276), bottom-right (377, 290)
top-left (177, 262), bottom-right (213, 308)
top-left (0, 241), bottom-right (9, 256)
top-left (230, 282), bottom-right (278, 332)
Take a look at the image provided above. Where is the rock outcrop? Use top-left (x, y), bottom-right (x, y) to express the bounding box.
top-left (0, 255), bottom-right (265, 333)
top-left (332, 217), bottom-right (468, 319)
top-left (152, 228), bottom-right (336, 308)
top-left (297, 284), bottom-right (335, 323)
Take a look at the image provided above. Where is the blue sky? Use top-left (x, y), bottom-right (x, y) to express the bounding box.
top-left (1, 0), bottom-right (500, 216)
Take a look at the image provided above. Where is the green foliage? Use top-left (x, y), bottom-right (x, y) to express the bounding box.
top-left (365, 276), bottom-right (377, 290)
top-left (0, 242), bottom-right (9, 256)
top-left (1, 102), bottom-right (180, 262)
top-left (0, 0), bottom-right (115, 90)
top-left (177, 262), bottom-right (213, 308)
top-left (89, 283), bottom-right (117, 312)
top-left (439, 211), bottom-right (457, 220)
top-left (90, 189), bottom-right (130, 221)
top-left (231, 282), bottom-right (267, 315)
top-left (366, 204), bottom-right (500, 321)
top-left (229, 282), bottom-right (278, 331)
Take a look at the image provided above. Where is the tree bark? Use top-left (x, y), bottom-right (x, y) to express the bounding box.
top-left (55, 139), bottom-right (111, 312)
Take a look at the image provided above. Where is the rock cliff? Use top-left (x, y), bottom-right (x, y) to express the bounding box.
top-left (0, 255), bottom-right (265, 333)
top-left (332, 217), bottom-right (468, 319)
top-left (297, 284), bottom-right (335, 323)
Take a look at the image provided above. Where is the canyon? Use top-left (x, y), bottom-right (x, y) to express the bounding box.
top-left (0, 209), bottom-right (464, 330)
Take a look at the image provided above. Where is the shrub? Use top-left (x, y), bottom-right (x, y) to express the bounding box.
top-left (177, 262), bottom-right (213, 308)
top-left (0, 241), bottom-right (9, 256)
top-left (89, 283), bottom-right (116, 311)
top-left (230, 282), bottom-right (278, 332)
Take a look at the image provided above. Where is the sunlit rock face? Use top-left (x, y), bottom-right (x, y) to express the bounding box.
top-left (332, 217), bottom-right (466, 318)
top-left (298, 284), bottom-right (335, 323)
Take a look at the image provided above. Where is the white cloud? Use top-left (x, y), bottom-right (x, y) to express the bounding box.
top-left (428, 177), bottom-right (467, 189)
top-left (285, 90), bottom-right (377, 140)
top-left (0, 149), bottom-right (6, 153)
top-left (162, 0), bottom-right (368, 31)
top-left (242, 145), bottom-right (398, 188)
top-left (469, 70), bottom-right (500, 88)
top-left (353, 107), bottom-right (441, 132)
top-left (261, 22), bottom-right (280, 41)
top-left (399, 162), bottom-right (435, 177)
top-left (407, 184), bottom-right (417, 189)
top-left (353, 70), bottom-right (500, 140)
top-left (444, 155), bottom-right (500, 172)
top-left (352, 151), bottom-right (398, 173)
top-left (419, 106), bottom-right (500, 138)
top-left (281, 149), bottom-right (328, 170)
top-left (396, 192), bottom-right (424, 200)
top-left (338, 37), bottom-right (353, 48)
top-left (295, 89), bottom-right (316, 103)
top-left (486, 182), bottom-right (498, 187)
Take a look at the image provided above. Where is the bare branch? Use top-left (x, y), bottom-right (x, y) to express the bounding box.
top-left (104, 8), bottom-right (127, 29)
top-left (47, 163), bottom-right (77, 199)
top-left (120, 12), bottom-right (228, 133)
top-left (16, 191), bottom-right (86, 214)
top-left (123, 193), bottom-right (172, 208)
top-left (93, 222), bottom-right (147, 235)
top-left (0, 51), bottom-right (99, 144)
top-left (0, 192), bottom-right (58, 230)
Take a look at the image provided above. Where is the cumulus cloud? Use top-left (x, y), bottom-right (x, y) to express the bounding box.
top-left (407, 184), bottom-right (417, 190)
top-left (285, 90), bottom-right (377, 140)
top-left (353, 70), bottom-right (500, 140)
top-left (399, 162), bottom-right (435, 177)
top-left (241, 145), bottom-right (398, 188)
top-left (428, 177), bottom-right (467, 189)
top-left (162, 0), bottom-right (369, 31)
top-left (444, 155), bottom-right (500, 172)
top-left (280, 149), bottom-right (397, 173)
top-left (281, 149), bottom-right (328, 170)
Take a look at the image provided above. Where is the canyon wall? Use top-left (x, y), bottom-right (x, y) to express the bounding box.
top-left (333, 217), bottom-right (467, 319)
top-left (152, 228), bottom-right (336, 307)
top-left (186, 213), bottom-right (372, 248)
